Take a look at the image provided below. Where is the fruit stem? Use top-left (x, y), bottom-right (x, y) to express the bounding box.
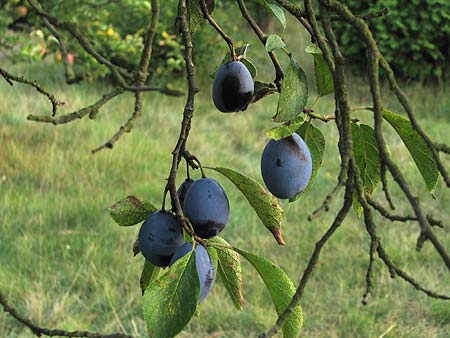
top-left (199, 0), bottom-right (236, 61)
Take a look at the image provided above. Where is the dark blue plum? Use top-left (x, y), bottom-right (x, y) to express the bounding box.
top-left (212, 61), bottom-right (254, 113)
top-left (177, 178), bottom-right (195, 208)
top-left (170, 243), bottom-right (215, 303)
top-left (183, 178), bottom-right (229, 238)
top-left (261, 133), bottom-right (312, 199)
top-left (138, 211), bottom-right (185, 267)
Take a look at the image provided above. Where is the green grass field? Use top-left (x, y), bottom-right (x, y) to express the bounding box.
top-left (1, 57), bottom-right (449, 338)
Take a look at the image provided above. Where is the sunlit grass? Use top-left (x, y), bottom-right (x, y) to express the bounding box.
top-left (0, 57), bottom-right (449, 338)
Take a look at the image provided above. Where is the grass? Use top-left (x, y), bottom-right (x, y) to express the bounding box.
top-left (1, 53), bottom-right (449, 337)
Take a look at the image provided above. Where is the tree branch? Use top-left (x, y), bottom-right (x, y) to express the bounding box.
top-left (325, 0), bottom-right (450, 271)
top-left (41, 17), bottom-right (85, 85)
top-left (199, 0), bottom-right (236, 60)
top-left (362, 234), bottom-right (377, 305)
top-left (91, 91), bottom-right (143, 153)
top-left (0, 291), bottom-right (133, 338)
top-left (435, 142), bottom-right (450, 154)
top-left (0, 67), bottom-right (64, 115)
top-left (163, 0), bottom-right (200, 239)
top-left (27, 88), bottom-right (124, 124)
top-left (367, 196), bottom-right (444, 228)
top-left (236, 0), bottom-right (284, 90)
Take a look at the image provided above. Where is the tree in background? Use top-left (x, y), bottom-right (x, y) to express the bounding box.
top-left (0, 1), bottom-right (449, 337)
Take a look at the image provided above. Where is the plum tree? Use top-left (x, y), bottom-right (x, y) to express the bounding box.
top-left (169, 243), bottom-right (216, 303)
top-left (212, 61), bottom-right (254, 112)
top-left (183, 177), bottom-right (229, 238)
top-left (261, 133), bottom-right (312, 199)
top-left (138, 211), bottom-right (185, 267)
top-left (2, 1), bottom-right (449, 338)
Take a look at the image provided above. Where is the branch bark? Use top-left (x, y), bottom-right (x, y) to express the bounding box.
top-left (0, 291), bottom-right (133, 338)
top-left (0, 67), bottom-right (64, 115)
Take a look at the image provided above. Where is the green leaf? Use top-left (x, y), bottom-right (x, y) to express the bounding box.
top-left (140, 260), bottom-right (160, 295)
top-left (265, 34), bottom-right (285, 52)
top-left (187, 0), bottom-right (215, 34)
top-left (305, 43), bottom-right (334, 97)
top-left (209, 47), bottom-right (255, 79)
top-left (206, 246), bottom-right (219, 271)
top-left (249, 0), bottom-right (287, 30)
top-left (235, 44), bottom-right (249, 58)
top-left (252, 81), bottom-right (277, 103)
top-left (351, 123), bottom-right (381, 216)
top-left (209, 237), bottom-right (244, 310)
top-left (265, 118), bottom-right (304, 141)
top-left (241, 57), bottom-right (257, 78)
top-left (383, 110), bottom-right (438, 192)
top-left (290, 121), bottom-right (326, 201)
top-left (109, 196), bottom-right (157, 226)
top-left (266, 3), bottom-right (287, 30)
top-left (206, 167), bottom-right (285, 245)
top-left (274, 56), bottom-right (308, 122)
top-left (235, 248), bottom-right (303, 338)
top-left (143, 252), bottom-right (199, 338)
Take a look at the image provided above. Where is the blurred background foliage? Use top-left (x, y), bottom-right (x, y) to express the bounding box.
top-left (2, 0), bottom-right (448, 84)
top-left (0, 0), bottom-right (450, 82)
top-left (335, 0), bottom-right (450, 83)
top-left (0, 0), bottom-right (273, 85)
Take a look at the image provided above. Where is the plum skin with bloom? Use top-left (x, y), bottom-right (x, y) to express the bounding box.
top-left (261, 133), bottom-right (312, 199)
top-left (169, 243), bottom-right (215, 303)
top-left (138, 211), bottom-right (185, 267)
top-left (212, 61), bottom-right (254, 113)
top-left (183, 177), bottom-right (229, 238)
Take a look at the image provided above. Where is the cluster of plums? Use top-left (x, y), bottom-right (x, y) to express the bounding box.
top-left (138, 177), bottom-right (229, 303)
top-left (138, 59), bottom-right (312, 302)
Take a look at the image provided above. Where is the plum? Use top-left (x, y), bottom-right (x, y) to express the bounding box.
top-left (212, 61), bottom-right (254, 112)
top-left (170, 243), bottom-right (215, 303)
top-left (183, 178), bottom-right (229, 238)
top-left (177, 178), bottom-right (195, 208)
top-left (138, 211), bottom-right (185, 267)
top-left (261, 133), bottom-right (312, 199)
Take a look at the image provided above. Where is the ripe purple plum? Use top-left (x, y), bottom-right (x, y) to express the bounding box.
top-left (138, 211), bottom-right (184, 267)
top-left (261, 133), bottom-right (312, 199)
top-left (183, 178), bottom-right (229, 238)
top-left (212, 61), bottom-right (254, 112)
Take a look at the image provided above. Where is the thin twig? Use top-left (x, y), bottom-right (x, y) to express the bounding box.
top-left (274, 0), bottom-right (389, 21)
top-left (199, 0), bottom-right (236, 60)
top-left (236, 0), bottom-right (284, 90)
top-left (91, 91), bottom-right (143, 153)
top-left (362, 234), bottom-right (377, 305)
top-left (368, 196), bottom-right (444, 228)
top-left (435, 143), bottom-right (450, 154)
top-left (27, 88), bottom-right (124, 124)
top-left (0, 67), bottom-right (64, 115)
top-left (41, 17), bottom-right (84, 86)
top-left (0, 291), bottom-right (133, 338)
